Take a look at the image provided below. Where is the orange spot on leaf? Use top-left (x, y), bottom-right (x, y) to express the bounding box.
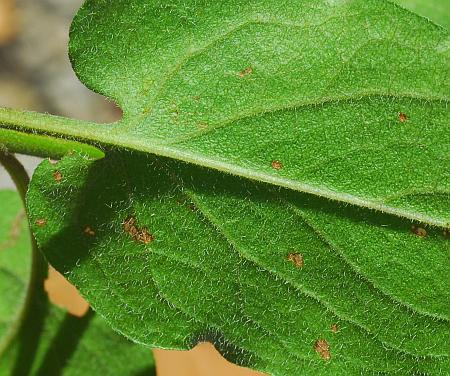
top-left (197, 122), bottom-right (209, 129)
top-left (84, 226), bottom-right (96, 237)
top-left (287, 253), bottom-right (304, 268)
top-left (399, 112), bottom-right (408, 122)
top-left (238, 66), bottom-right (253, 78)
top-left (36, 219), bottom-right (47, 227)
top-left (271, 160), bottom-right (283, 170)
top-left (314, 339), bottom-right (331, 361)
top-left (53, 170), bottom-right (62, 182)
top-left (122, 216), bottom-right (154, 244)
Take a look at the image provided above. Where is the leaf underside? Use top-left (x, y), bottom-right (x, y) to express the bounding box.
top-left (0, 189), bottom-right (156, 375)
top-left (27, 152), bottom-right (450, 376)
top-left (20, 0), bottom-right (450, 375)
top-left (393, 0), bottom-right (450, 29)
top-left (63, 0), bottom-right (450, 226)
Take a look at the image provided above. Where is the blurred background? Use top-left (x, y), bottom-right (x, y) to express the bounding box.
top-left (0, 0), bottom-right (263, 374)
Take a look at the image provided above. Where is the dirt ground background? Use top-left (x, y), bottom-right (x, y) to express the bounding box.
top-left (0, 0), bottom-right (264, 374)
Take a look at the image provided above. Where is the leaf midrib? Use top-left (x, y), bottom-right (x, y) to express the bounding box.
top-left (1, 96), bottom-right (448, 229)
top-left (2, 4), bottom-right (449, 227)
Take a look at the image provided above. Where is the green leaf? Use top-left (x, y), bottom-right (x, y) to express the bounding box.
top-left (1, 307), bottom-right (156, 376)
top-left (0, 189), bottom-right (156, 375)
top-left (3, 1), bottom-right (449, 375)
top-left (59, 0), bottom-right (450, 226)
top-left (0, 190), bottom-right (31, 355)
top-left (392, 0), bottom-right (450, 29)
top-left (1, 0), bottom-right (448, 226)
top-left (27, 152), bottom-right (450, 376)
top-left (0, 128), bottom-right (105, 161)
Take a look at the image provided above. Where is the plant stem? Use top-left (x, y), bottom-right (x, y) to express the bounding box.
top-left (0, 107), bottom-right (105, 141)
top-left (0, 151), bottom-right (48, 373)
top-left (1, 107), bottom-right (447, 229)
top-left (0, 115), bottom-right (105, 160)
top-left (0, 151), bottom-right (29, 204)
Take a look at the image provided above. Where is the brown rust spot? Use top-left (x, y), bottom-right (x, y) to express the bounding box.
top-left (314, 339), bottom-right (331, 361)
top-left (443, 229), bottom-right (449, 239)
top-left (399, 112), bottom-right (408, 122)
top-left (271, 160), bottom-right (283, 170)
top-left (331, 324), bottom-right (340, 333)
top-left (287, 253), bottom-right (304, 268)
top-left (36, 218), bottom-right (47, 227)
top-left (122, 216), bottom-right (154, 244)
top-left (84, 226), bottom-right (96, 237)
top-left (197, 122), bottom-right (209, 129)
top-left (53, 170), bottom-right (62, 182)
top-left (411, 225), bottom-right (427, 238)
top-left (193, 95), bottom-right (201, 101)
top-left (238, 66), bottom-right (253, 78)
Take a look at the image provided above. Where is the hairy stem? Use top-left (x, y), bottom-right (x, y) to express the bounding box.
top-left (0, 108), bottom-right (106, 160)
top-left (0, 107), bottom-right (104, 141)
top-left (0, 128), bottom-right (105, 160)
top-left (0, 151), bottom-right (30, 205)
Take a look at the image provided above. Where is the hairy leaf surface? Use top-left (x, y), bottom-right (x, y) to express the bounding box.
top-left (2, 1), bottom-right (448, 375)
top-left (67, 0), bottom-right (450, 226)
top-left (3, 0), bottom-right (447, 225)
top-left (27, 153), bottom-right (450, 376)
top-left (68, 0), bottom-right (450, 226)
top-left (393, 0), bottom-right (450, 28)
top-left (0, 189), bottom-right (156, 375)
